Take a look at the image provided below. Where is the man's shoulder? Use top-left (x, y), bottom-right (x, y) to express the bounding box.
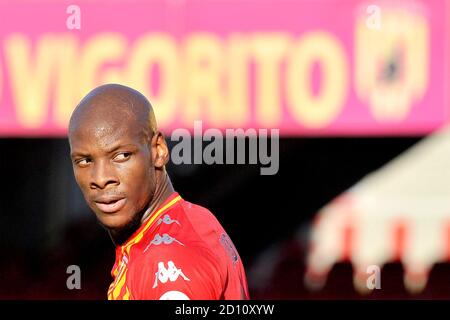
top-left (177, 198), bottom-right (217, 218)
top-left (176, 198), bottom-right (224, 232)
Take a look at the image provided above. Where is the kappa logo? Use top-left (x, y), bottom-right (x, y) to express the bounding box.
top-left (153, 261), bottom-right (190, 288)
top-left (144, 233), bottom-right (184, 252)
top-left (157, 214), bottom-right (181, 226)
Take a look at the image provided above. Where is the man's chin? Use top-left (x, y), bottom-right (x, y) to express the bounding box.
top-left (96, 213), bottom-right (128, 229)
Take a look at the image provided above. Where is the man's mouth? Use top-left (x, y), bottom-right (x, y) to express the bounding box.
top-left (94, 197), bottom-right (127, 213)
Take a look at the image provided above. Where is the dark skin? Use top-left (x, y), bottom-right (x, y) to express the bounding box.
top-left (68, 84), bottom-right (174, 245)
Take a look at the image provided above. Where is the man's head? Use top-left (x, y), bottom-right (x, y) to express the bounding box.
top-left (68, 84), bottom-right (169, 238)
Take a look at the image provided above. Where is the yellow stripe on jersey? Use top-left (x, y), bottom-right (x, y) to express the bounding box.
top-left (123, 286), bottom-right (130, 300)
top-left (112, 268), bottom-right (128, 299)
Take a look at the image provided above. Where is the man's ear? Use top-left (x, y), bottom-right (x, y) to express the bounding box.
top-left (151, 131), bottom-right (169, 169)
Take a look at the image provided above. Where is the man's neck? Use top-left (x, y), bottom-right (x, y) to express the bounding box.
top-left (140, 170), bottom-right (175, 224)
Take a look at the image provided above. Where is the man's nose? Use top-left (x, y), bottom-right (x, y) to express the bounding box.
top-left (90, 160), bottom-right (119, 189)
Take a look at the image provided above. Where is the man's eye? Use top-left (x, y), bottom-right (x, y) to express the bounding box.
top-left (114, 152), bottom-right (131, 161)
top-left (76, 158), bottom-right (91, 166)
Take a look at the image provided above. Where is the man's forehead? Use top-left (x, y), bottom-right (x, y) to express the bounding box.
top-left (70, 114), bottom-right (141, 148)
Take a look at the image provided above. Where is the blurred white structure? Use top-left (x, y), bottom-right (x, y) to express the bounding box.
top-left (306, 125), bottom-right (450, 294)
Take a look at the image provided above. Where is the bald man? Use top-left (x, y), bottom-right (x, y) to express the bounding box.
top-left (68, 84), bottom-right (249, 300)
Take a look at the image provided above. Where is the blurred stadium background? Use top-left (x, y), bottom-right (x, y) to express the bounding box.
top-left (0, 0), bottom-right (449, 299)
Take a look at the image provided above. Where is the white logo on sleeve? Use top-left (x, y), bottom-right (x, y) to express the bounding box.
top-left (157, 214), bottom-right (181, 226)
top-left (159, 291), bottom-right (190, 300)
top-left (153, 261), bottom-right (190, 288)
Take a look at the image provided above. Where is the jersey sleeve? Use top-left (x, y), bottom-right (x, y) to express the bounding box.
top-left (128, 245), bottom-right (224, 300)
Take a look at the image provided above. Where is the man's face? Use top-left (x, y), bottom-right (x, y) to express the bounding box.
top-left (69, 117), bottom-right (155, 232)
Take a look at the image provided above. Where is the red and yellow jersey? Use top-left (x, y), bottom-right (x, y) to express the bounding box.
top-left (107, 192), bottom-right (249, 300)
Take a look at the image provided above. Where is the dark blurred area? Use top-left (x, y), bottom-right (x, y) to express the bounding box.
top-left (3, 136), bottom-right (443, 300)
